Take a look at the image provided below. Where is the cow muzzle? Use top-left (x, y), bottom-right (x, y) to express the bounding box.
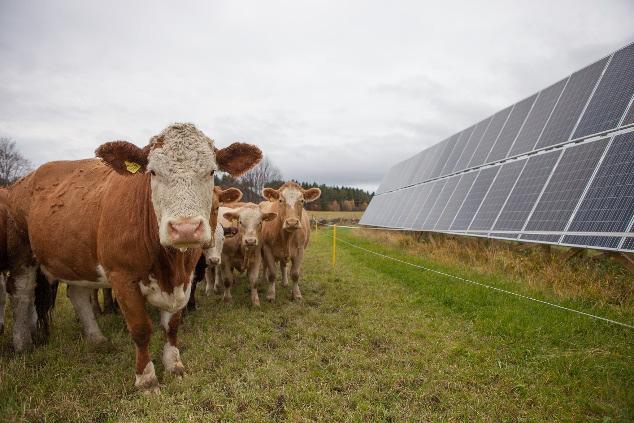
top-left (207, 256), bottom-right (220, 266)
top-left (167, 217), bottom-right (206, 246)
top-left (283, 218), bottom-right (301, 231)
top-left (243, 237), bottom-right (258, 248)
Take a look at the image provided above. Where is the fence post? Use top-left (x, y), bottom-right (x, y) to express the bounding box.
top-left (332, 224), bottom-right (337, 267)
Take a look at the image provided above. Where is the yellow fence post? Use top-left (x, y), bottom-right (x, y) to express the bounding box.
top-left (332, 224), bottom-right (337, 267)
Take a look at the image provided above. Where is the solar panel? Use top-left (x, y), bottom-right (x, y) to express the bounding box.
top-left (469, 159), bottom-right (526, 231)
top-left (507, 79), bottom-right (567, 157)
top-left (450, 167), bottom-right (499, 231)
top-left (413, 179), bottom-right (446, 228)
top-left (492, 150), bottom-right (561, 233)
top-left (468, 106), bottom-right (513, 168)
top-left (535, 58), bottom-right (608, 150)
top-left (521, 138), bottom-right (609, 242)
top-left (363, 42), bottom-right (634, 252)
top-left (486, 94), bottom-right (538, 163)
top-left (454, 118), bottom-right (490, 172)
top-left (562, 132), bottom-right (634, 248)
top-left (573, 43), bottom-right (634, 139)
top-left (435, 172), bottom-right (478, 230)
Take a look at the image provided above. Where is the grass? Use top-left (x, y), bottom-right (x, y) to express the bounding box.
top-left (0, 229), bottom-right (633, 422)
top-left (309, 210), bottom-right (364, 220)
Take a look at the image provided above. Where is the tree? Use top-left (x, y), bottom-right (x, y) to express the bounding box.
top-left (238, 156), bottom-right (283, 202)
top-left (0, 137), bottom-right (31, 186)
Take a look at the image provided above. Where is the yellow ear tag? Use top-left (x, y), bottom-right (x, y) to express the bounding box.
top-left (124, 160), bottom-right (141, 174)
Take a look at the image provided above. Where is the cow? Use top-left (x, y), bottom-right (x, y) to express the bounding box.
top-left (260, 182), bottom-right (321, 301)
top-left (218, 204), bottom-right (276, 306)
top-left (185, 186), bottom-right (242, 313)
top-left (6, 123), bottom-right (261, 393)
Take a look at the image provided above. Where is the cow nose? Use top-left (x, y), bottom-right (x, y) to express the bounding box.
top-left (168, 218), bottom-right (204, 244)
top-left (244, 237), bottom-right (258, 246)
top-left (285, 218), bottom-right (300, 228)
top-left (208, 256), bottom-right (220, 265)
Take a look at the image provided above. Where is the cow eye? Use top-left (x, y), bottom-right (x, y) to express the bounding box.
top-left (210, 170), bottom-right (215, 177)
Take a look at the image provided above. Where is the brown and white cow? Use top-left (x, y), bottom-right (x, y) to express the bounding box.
top-left (218, 204), bottom-right (276, 306)
top-left (186, 186), bottom-right (242, 312)
top-left (6, 123), bottom-right (261, 393)
top-left (260, 182), bottom-right (321, 301)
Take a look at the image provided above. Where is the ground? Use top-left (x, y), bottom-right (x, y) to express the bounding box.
top-left (0, 229), bottom-right (632, 422)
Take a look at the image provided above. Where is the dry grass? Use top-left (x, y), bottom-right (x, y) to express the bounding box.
top-left (309, 211), bottom-right (364, 220)
top-left (357, 229), bottom-right (634, 309)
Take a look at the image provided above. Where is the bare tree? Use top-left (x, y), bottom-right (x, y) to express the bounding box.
top-left (239, 156), bottom-right (283, 201)
top-left (0, 137), bottom-right (31, 186)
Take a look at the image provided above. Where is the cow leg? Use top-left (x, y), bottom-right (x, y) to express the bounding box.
top-left (103, 288), bottom-right (117, 314)
top-left (213, 266), bottom-right (222, 294)
top-left (221, 261), bottom-right (233, 303)
top-left (91, 289), bottom-right (102, 316)
top-left (9, 264), bottom-right (37, 352)
top-left (290, 250), bottom-right (304, 300)
top-left (111, 276), bottom-right (159, 394)
top-left (160, 310), bottom-right (185, 377)
top-left (205, 266), bottom-right (216, 295)
top-left (248, 255), bottom-right (261, 307)
top-left (0, 274), bottom-right (6, 334)
top-left (263, 248), bottom-right (277, 302)
top-left (67, 285), bottom-right (107, 344)
top-left (280, 259), bottom-right (289, 287)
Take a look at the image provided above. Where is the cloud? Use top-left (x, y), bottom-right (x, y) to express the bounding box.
top-left (1, 0), bottom-right (633, 192)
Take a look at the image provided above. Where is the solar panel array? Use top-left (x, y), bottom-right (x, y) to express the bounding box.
top-left (361, 42), bottom-right (634, 252)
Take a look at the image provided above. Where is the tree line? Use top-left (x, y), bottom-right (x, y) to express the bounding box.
top-left (0, 137), bottom-right (372, 211)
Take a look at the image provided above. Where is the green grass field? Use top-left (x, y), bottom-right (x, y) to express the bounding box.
top-left (309, 210), bottom-right (364, 220)
top-left (1, 229), bottom-right (632, 422)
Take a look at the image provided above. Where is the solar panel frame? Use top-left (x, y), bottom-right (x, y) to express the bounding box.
top-left (450, 167), bottom-right (499, 231)
top-left (468, 106), bottom-right (513, 168)
top-left (423, 176), bottom-right (461, 229)
top-left (535, 57), bottom-right (609, 150)
top-left (573, 43), bottom-right (634, 139)
top-left (435, 171), bottom-right (478, 230)
top-left (454, 118), bottom-right (491, 172)
top-left (411, 179), bottom-right (444, 229)
top-left (487, 93), bottom-right (538, 163)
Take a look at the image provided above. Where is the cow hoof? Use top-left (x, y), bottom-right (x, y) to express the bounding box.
top-left (252, 300), bottom-right (261, 307)
top-left (266, 294), bottom-right (275, 302)
top-left (136, 362), bottom-right (160, 394)
top-left (223, 296), bottom-right (232, 304)
top-left (292, 293), bottom-right (303, 301)
top-left (171, 362), bottom-right (185, 378)
top-left (87, 333), bottom-right (108, 345)
top-left (281, 281), bottom-right (289, 287)
top-left (141, 385), bottom-right (161, 395)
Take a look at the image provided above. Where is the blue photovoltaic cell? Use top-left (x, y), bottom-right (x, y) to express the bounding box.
top-left (441, 129), bottom-right (470, 176)
top-left (448, 125), bottom-right (476, 173)
top-left (411, 145), bottom-right (438, 184)
top-left (413, 180), bottom-right (446, 228)
top-left (624, 99), bottom-right (634, 126)
top-left (508, 79), bottom-right (567, 157)
top-left (453, 119), bottom-right (490, 172)
top-left (450, 167), bottom-right (499, 231)
top-left (469, 159), bottom-right (526, 231)
top-left (435, 172), bottom-right (478, 230)
top-left (493, 150), bottom-right (561, 232)
top-left (574, 43), bottom-right (634, 138)
top-left (521, 138), bottom-right (609, 242)
top-left (401, 183), bottom-right (432, 228)
top-left (423, 176), bottom-right (460, 229)
top-left (468, 106), bottom-right (512, 168)
top-left (487, 94), bottom-right (538, 162)
top-left (623, 237), bottom-right (634, 251)
top-left (563, 132), bottom-right (634, 248)
top-left (535, 57), bottom-right (608, 150)
top-left (430, 135), bottom-right (459, 179)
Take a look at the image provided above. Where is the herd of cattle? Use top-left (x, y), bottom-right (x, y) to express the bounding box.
top-left (0, 123), bottom-right (321, 393)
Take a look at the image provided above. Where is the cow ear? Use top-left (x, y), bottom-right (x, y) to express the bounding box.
top-left (262, 188), bottom-right (280, 201)
top-left (218, 187), bottom-right (243, 204)
top-left (303, 188), bottom-right (321, 202)
top-left (95, 141), bottom-right (149, 176)
top-left (215, 143), bottom-right (262, 177)
top-left (223, 211), bottom-right (240, 222)
top-left (262, 212), bottom-right (278, 222)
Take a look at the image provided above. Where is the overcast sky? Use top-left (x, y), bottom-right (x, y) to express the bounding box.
top-left (1, 1), bottom-right (633, 192)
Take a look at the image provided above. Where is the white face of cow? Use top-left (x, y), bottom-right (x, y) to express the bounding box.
top-left (95, 123), bottom-right (263, 249)
top-left (262, 183), bottom-right (321, 232)
top-left (223, 207), bottom-right (277, 250)
top-left (146, 126), bottom-right (217, 248)
top-left (204, 224), bottom-right (225, 266)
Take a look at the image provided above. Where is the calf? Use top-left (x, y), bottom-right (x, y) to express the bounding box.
top-left (6, 123), bottom-right (261, 393)
top-left (186, 187), bottom-right (242, 312)
top-left (219, 204), bottom-right (276, 306)
top-left (260, 182), bottom-right (321, 301)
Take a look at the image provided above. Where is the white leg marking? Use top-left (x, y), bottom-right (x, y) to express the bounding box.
top-left (135, 361), bottom-right (160, 394)
top-left (11, 265), bottom-right (37, 352)
top-left (162, 342), bottom-right (184, 376)
top-left (67, 285), bottom-right (107, 344)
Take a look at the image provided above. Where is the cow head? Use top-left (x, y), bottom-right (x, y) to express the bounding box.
top-left (223, 205), bottom-right (276, 250)
top-left (204, 223), bottom-right (225, 266)
top-left (96, 123), bottom-right (261, 249)
top-left (262, 182), bottom-right (321, 232)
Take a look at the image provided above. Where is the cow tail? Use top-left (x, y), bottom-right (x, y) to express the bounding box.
top-left (34, 268), bottom-right (57, 343)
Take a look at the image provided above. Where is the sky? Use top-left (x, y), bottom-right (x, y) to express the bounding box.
top-left (1, 1), bottom-right (633, 193)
